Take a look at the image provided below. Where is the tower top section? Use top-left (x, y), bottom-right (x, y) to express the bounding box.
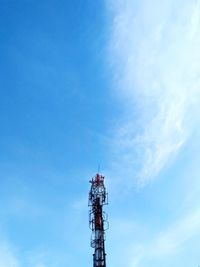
top-left (89, 174), bottom-right (108, 207)
top-left (88, 173), bottom-right (108, 267)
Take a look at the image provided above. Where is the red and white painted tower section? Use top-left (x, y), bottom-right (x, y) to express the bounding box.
top-left (89, 174), bottom-right (109, 267)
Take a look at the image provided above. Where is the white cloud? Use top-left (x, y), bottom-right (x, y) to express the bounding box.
top-left (35, 264), bottom-right (46, 267)
top-left (107, 0), bottom-right (200, 185)
top-left (0, 242), bottom-right (19, 267)
top-left (129, 208), bottom-right (200, 267)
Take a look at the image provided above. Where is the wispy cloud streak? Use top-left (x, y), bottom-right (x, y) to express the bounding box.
top-left (107, 0), bottom-right (200, 185)
top-left (129, 208), bottom-right (200, 266)
top-left (0, 241), bottom-right (19, 267)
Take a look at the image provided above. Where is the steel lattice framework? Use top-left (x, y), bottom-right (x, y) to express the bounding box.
top-left (89, 174), bottom-right (109, 267)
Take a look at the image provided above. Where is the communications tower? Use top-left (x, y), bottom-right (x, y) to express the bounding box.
top-left (88, 173), bottom-right (109, 267)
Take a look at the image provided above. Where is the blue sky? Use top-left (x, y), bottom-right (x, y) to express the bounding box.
top-left (0, 0), bottom-right (200, 267)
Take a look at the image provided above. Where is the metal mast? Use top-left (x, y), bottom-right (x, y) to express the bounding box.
top-left (89, 173), bottom-right (109, 267)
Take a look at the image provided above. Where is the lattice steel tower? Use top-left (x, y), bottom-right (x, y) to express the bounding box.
top-left (88, 173), bottom-right (109, 267)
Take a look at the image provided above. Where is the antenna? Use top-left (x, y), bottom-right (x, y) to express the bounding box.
top-left (98, 164), bottom-right (101, 174)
